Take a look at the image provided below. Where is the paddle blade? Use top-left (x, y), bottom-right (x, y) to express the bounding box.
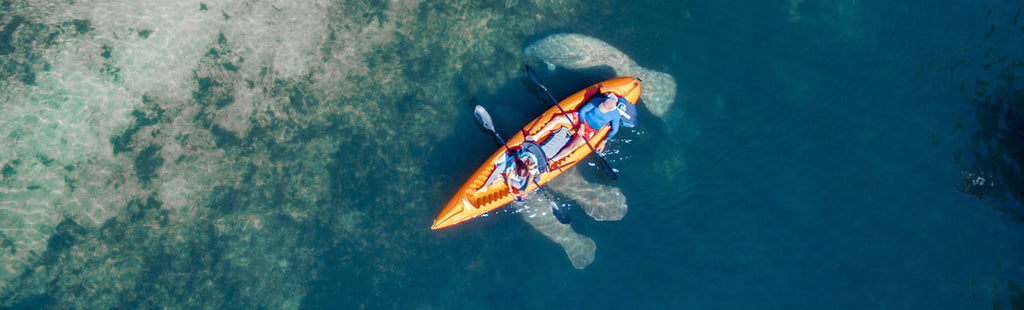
top-left (550, 202), bottom-right (571, 225)
top-left (473, 105), bottom-right (495, 132)
top-left (597, 156), bottom-right (618, 181)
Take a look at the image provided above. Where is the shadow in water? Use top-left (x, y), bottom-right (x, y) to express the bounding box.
top-left (958, 60), bottom-right (1024, 222)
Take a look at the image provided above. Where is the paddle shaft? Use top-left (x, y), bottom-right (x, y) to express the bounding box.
top-left (475, 105), bottom-right (568, 223)
top-left (491, 132), bottom-right (515, 159)
top-left (526, 66), bottom-right (618, 180)
top-left (532, 176), bottom-right (571, 224)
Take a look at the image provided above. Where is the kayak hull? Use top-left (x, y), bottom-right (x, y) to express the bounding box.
top-left (432, 77), bottom-right (641, 230)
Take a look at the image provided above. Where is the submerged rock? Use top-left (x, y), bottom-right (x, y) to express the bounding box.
top-left (524, 33), bottom-right (678, 117)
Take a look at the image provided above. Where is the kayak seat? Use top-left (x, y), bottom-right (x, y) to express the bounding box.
top-left (540, 127), bottom-right (572, 161)
top-left (479, 140), bottom-right (553, 192)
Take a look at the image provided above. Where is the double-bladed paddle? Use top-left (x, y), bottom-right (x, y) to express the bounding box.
top-left (524, 66), bottom-right (618, 181)
top-left (474, 105), bottom-right (572, 224)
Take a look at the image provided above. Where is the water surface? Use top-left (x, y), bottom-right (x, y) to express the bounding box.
top-left (1, 0), bottom-right (1022, 309)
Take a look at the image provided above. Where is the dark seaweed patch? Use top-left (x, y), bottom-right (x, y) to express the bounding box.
top-left (194, 30), bottom-right (241, 109)
top-left (199, 3), bottom-right (207, 11)
top-left (0, 231), bottom-right (14, 255)
top-left (100, 44), bottom-right (112, 59)
top-left (125, 197), bottom-right (163, 221)
top-left (41, 218), bottom-right (87, 266)
top-left (71, 19), bottom-right (91, 34)
top-left (221, 61), bottom-right (236, 72)
top-left (1, 294), bottom-right (56, 310)
top-left (287, 86), bottom-right (310, 113)
top-left (0, 21), bottom-right (44, 84)
top-left (991, 280), bottom-right (1024, 310)
top-left (205, 47), bottom-right (218, 58)
top-left (112, 107), bottom-right (163, 154)
top-left (134, 145), bottom-right (163, 184)
top-left (206, 185), bottom-right (239, 214)
top-left (214, 92), bottom-right (233, 108)
top-left (1, 162), bottom-right (15, 179)
top-left (210, 124), bottom-right (240, 147)
top-left (98, 217), bottom-right (124, 244)
top-left (64, 175), bottom-right (75, 193)
top-left (37, 155), bottom-right (53, 165)
top-left (958, 56), bottom-right (1024, 222)
top-left (126, 221), bottom-right (238, 308)
top-left (194, 76), bottom-right (235, 109)
top-left (0, 16), bottom-right (24, 55)
top-left (196, 76), bottom-right (212, 90)
top-left (20, 70), bottom-right (34, 85)
top-left (110, 129), bottom-right (135, 154)
top-left (98, 45), bottom-right (120, 79)
top-left (137, 29), bottom-right (151, 39)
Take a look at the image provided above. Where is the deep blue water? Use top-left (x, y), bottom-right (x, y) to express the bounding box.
top-left (1, 0), bottom-right (1023, 309)
top-left (420, 1), bottom-right (1024, 309)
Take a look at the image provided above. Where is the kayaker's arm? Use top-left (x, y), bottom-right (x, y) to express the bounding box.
top-left (578, 100), bottom-right (596, 123)
top-left (608, 116), bottom-right (620, 138)
top-left (576, 100), bottom-right (597, 138)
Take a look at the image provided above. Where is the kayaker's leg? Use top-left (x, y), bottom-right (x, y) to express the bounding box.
top-left (549, 136), bottom-right (586, 163)
top-left (526, 115), bottom-right (573, 142)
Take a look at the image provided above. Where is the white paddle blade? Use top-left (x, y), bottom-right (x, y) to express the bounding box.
top-left (474, 105), bottom-right (495, 131)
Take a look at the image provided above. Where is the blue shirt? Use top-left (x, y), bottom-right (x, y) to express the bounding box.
top-left (579, 95), bottom-right (623, 138)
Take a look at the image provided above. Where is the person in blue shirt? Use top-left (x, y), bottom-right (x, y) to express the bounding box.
top-left (526, 90), bottom-right (627, 163)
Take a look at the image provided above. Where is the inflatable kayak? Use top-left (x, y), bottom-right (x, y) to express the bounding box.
top-left (432, 77), bottom-right (641, 230)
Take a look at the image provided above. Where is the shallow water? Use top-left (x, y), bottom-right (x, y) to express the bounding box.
top-left (1, 0), bottom-right (1023, 308)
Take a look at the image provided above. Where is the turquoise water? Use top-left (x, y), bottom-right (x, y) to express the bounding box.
top-left (1, 0), bottom-right (1023, 308)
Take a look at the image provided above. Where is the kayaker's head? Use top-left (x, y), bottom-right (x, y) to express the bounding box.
top-left (516, 156), bottom-right (537, 177)
top-left (600, 93), bottom-right (618, 111)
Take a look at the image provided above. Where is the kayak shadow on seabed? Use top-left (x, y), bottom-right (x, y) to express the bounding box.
top-left (427, 34), bottom-right (678, 269)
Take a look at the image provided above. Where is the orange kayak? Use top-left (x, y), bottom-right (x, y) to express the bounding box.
top-left (432, 77), bottom-right (641, 229)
